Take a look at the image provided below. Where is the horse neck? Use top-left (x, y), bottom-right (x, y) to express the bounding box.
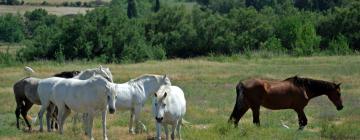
top-left (134, 78), bottom-right (162, 98)
top-left (307, 90), bottom-right (326, 99)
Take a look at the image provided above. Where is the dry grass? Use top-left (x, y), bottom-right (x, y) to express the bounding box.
top-left (23, 0), bottom-right (111, 5)
top-left (0, 5), bottom-right (92, 15)
top-left (0, 56), bottom-right (359, 139)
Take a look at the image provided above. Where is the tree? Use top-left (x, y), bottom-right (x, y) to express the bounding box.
top-left (154, 0), bottom-right (160, 12)
top-left (0, 14), bottom-right (24, 42)
top-left (127, 0), bottom-right (138, 18)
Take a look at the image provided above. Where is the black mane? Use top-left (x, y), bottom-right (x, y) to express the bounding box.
top-left (53, 71), bottom-right (80, 78)
top-left (285, 76), bottom-right (337, 95)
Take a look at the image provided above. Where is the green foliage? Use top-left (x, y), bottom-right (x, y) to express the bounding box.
top-left (275, 13), bottom-right (320, 56)
top-left (318, 2), bottom-right (360, 50)
top-left (0, 51), bottom-right (17, 66)
top-left (0, 0), bottom-right (357, 63)
top-left (327, 34), bottom-right (352, 55)
top-left (260, 36), bottom-right (284, 53)
top-left (146, 5), bottom-right (196, 57)
top-left (127, 0), bottom-right (138, 18)
top-left (0, 14), bottom-right (24, 43)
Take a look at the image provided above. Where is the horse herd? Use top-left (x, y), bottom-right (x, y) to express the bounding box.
top-left (13, 65), bottom-right (344, 140)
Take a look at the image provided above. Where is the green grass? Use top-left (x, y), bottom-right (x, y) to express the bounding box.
top-left (0, 56), bottom-right (359, 139)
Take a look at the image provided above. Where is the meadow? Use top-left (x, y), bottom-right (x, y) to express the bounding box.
top-left (0, 5), bottom-right (92, 15)
top-left (0, 55), bottom-right (359, 139)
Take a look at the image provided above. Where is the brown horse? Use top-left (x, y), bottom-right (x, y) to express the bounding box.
top-left (13, 70), bottom-right (80, 131)
top-left (229, 76), bottom-right (343, 130)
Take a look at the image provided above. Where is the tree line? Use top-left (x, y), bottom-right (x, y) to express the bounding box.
top-left (0, 0), bottom-right (359, 63)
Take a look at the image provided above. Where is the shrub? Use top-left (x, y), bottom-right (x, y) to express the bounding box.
top-left (327, 34), bottom-right (352, 55)
top-left (0, 14), bottom-right (24, 43)
top-left (260, 36), bottom-right (285, 53)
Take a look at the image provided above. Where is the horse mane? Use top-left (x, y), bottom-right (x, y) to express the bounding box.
top-left (128, 74), bottom-right (161, 85)
top-left (285, 76), bottom-right (336, 95)
top-left (53, 71), bottom-right (80, 78)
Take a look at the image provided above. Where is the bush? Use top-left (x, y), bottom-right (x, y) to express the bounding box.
top-left (0, 14), bottom-right (24, 43)
top-left (327, 34), bottom-right (352, 55)
top-left (0, 51), bottom-right (17, 66)
top-left (260, 36), bottom-right (285, 53)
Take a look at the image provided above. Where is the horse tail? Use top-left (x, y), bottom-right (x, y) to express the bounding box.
top-left (181, 118), bottom-right (191, 127)
top-left (229, 82), bottom-right (245, 124)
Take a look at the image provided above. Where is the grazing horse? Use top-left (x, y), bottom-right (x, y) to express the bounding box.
top-left (153, 85), bottom-right (186, 140)
top-left (37, 65), bottom-right (113, 132)
top-left (110, 74), bottom-right (171, 134)
top-left (52, 75), bottom-right (117, 140)
top-left (229, 76), bottom-right (343, 130)
top-left (13, 68), bottom-right (80, 131)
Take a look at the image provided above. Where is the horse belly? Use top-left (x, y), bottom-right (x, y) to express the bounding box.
top-left (261, 95), bottom-right (293, 110)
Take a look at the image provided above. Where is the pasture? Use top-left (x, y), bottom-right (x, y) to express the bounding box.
top-left (0, 56), bottom-right (359, 139)
top-left (0, 5), bottom-right (92, 15)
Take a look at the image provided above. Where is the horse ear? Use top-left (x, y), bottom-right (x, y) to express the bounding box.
top-left (99, 65), bottom-right (103, 70)
top-left (163, 74), bottom-right (167, 79)
top-left (336, 83), bottom-right (341, 88)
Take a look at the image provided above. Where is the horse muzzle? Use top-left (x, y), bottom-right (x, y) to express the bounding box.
top-left (337, 105), bottom-right (343, 111)
top-left (155, 117), bottom-right (163, 123)
top-left (109, 108), bottom-right (116, 114)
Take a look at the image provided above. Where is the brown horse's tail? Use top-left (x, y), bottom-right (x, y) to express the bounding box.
top-left (229, 82), bottom-right (245, 126)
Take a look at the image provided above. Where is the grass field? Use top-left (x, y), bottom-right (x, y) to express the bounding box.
top-left (0, 56), bottom-right (359, 139)
top-left (22, 0), bottom-right (111, 5)
top-left (0, 5), bottom-right (92, 15)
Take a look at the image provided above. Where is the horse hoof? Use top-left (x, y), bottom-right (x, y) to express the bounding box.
top-left (298, 126), bottom-right (305, 130)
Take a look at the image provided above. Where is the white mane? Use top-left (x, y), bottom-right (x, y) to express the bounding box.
top-left (128, 74), bottom-right (171, 86)
top-left (73, 66), bottom-right (113, 82)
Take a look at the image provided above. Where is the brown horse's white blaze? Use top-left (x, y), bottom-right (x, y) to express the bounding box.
top-left (229, 76), bottom-right (344, 130)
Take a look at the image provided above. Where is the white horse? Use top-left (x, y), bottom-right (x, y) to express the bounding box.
top-left (37, 65), bottom-right (113, 132)
top-left (153, 85), bottom-right (186, 140)
top-left (111, 74), bottom-right (171, 134)
top-left (52, 75), bottom-right (116, 140)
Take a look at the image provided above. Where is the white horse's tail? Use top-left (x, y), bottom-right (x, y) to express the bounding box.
top-left (181, 119), bottom-right (191, 127)
top-left (24, 66), bottom-right (35, 77)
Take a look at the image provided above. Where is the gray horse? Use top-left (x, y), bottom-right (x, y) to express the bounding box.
top-left (13, 69), bottom-right (79, 131)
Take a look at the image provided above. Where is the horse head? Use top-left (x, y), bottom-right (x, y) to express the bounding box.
top-left (154, 85), bottom-right (169, 123)
top-left (104, 82), bottom-right (117, 114)
top-left (327, 83), bottom-right (343, 111)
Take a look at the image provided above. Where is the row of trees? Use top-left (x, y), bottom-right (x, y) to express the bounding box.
top-left (0, 0), bottom-right (359, 63)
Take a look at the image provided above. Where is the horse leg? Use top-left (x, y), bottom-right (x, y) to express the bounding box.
top-left (164, 124), bottom-right (169, 140)
top-left (38, 102), bottom-right (49, 132)
top-left (156, 122), bottom-right (162, 140)
top-left (57, 105), bottom-right (65, 134)
top-left (171, 124), bottom-right (176, 140)
top-left (21, 99), bottom-right (33, 131)
top-left (250, 105), bottom-right (260, 126)
top-left (46, 104), bottom-right (56, 132)
top-left (295, 109), bottom-right (308, 130)
top-left (83, 113), bottom-right (89, 135)
top-left (128, 109), bottom-right (135, 134)
top-left (15, 104), bottom-right (21, 130)
top-left (134, 105), bottom-right (147, 133)
top-left (101, 111), bottom-right (108, 140)
top-left (87, 114), bottom-right (94, 140)
top-left (176, 119), bottom-right (182, 140)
